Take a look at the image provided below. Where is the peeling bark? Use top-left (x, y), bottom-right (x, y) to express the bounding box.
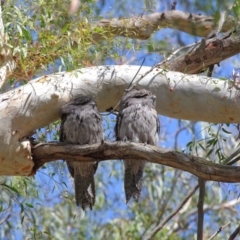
top-left (159, 29), bottom-right (240, 74)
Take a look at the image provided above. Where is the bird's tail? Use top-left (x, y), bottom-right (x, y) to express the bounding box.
top-left (124, 159), bottom-right (146, 203)
top-left (74, 170), bottom-right (96, 210)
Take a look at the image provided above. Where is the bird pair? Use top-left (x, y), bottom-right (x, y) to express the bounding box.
top-left (60, 88), bottom-right (160, 210)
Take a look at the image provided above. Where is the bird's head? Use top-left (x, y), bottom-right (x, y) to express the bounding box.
top-left (120, 88), bottom-right (156, 109)
top-left (71, 96), bottom-right (94, 106)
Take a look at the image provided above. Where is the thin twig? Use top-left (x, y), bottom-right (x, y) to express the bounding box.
top-left (102, 59), bottom-right (146, 116)
top-left (206, 11), bottom-right (226, 38)
top-left (207, 65), bottom-right (214, 77)
top-left (224, 149), bottom-right (240, 165)
top-left (0, 214), bottom-right (10, 225)
top-left (216, 11), bottom-right (227, 35)
top-left (226, 156), bottom-right (240, 166)
top-left (127, 58), bottom-right (145, 90)
top-left (228, 225), bottom-right (240, 240)
top-left (144, 184), bottom-right (199, 240)
top-left (208, 221), bottom-right (231, 240)
top-left (197, 178), bottom-right (206, 240)
top-left (160, 42), bottom-right (196, 65)
top-left (171, 1), bottom-right (177, 10)
top-left (126, 65), bottom-right (155, 92)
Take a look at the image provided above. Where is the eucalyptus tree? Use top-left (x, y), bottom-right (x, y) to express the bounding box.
top-left (1, 0), bottom-right (240, 239)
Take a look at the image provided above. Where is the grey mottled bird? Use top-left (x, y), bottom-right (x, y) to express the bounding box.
top-left (115, 88), bottom-right (160, 203)
top-left (60, 96), bottom-right (103, 210)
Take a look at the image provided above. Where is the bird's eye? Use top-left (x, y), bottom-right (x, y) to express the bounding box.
top-left (134, 94), bottom-right (148, 99)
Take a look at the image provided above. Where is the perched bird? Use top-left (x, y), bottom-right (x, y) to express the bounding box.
top-left (60, 96), bottom-right (103, 210)
top-left (115, 88), bottom-right (160, 203)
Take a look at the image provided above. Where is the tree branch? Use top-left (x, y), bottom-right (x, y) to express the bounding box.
top-left (1, 65), bottom-right (240, 176)
top-left (2, 65), bottom-right (240, 137)
top-left (92, 10), bottom-right (236, 42)
top-left (228, 225), bottom-right (240, 240)
top-left (0, 214), bottom-right (10, 225)
top-left (197, 178), bottom-right (206, 240)
top-left (208, 222), bottom-right (231, 240)
top-left (32, 141), bottom-right (240, 182)
top-left (159, 28), bottom-right (240, 74)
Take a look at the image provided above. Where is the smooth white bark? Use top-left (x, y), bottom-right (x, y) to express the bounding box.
top-left (0, 55), bottom-right (16, 89)
top-left (0, 65), bottom-right (239, 175)
top-left (0, 5), bottom-right (3, 36)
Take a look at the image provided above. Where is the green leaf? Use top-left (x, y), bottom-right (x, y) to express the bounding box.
top-left (17, 25), bottom-right (23, 36)
top-left (20, 204), bottom-right (24, 213)
top-left (13, 46), bottom-right (21, 56)
top-left (22, 28), bottom-right (32, 41)
top-left (213, 87), bottom-right (221, 92)
top-left (2, 183), bottom-right (20, 194)
top-left (222, 128), bottom-right (231, 134)
top-left (206, 148), bottom-right (214, 158)
top-left (21, 214), bottom-right (25, 224)
top-left (25, 203), bottom-right (34, 208)
top-left (199, 143), bottom-right (206, 151)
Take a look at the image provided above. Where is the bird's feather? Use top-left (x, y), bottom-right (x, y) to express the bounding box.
top-left (115, 88), bottom-right (159, 203)
top-left (60, 97), bottom-right (103, 210)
